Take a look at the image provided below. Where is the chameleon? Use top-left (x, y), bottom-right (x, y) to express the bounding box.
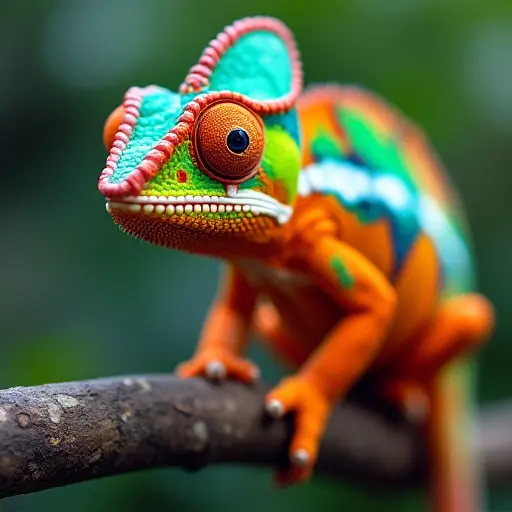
top-left (98, 16), bottom-right (494, 511)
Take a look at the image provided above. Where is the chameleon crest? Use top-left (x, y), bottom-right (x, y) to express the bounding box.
top-left (99, 17), bottom-right (303, 256)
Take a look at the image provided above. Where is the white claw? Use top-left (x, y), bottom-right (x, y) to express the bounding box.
top-left (205, 360), bottom-right (226, 380)
top-left (291, 449), bottom-right (310, 468)
top-left (265, 399), bottom-right (284, 419)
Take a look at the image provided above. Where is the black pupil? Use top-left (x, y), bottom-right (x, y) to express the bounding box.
top-left (227, 129), bottom-right (250, 154)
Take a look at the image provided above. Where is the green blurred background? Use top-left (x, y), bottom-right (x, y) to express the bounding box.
top-left (1, 0), bottom-right (511, 510)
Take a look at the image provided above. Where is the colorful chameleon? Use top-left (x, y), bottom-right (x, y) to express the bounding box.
top-left (98, 16), bottom-right (494, 511)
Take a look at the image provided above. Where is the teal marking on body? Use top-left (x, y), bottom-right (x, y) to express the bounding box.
top-left (209, 31), bottom-right (292, 100)
top-left (331, 255), bottom-right (355, 289)
top-left (311, 126), bottom-right (345, 160)
top-left (109, 88), bottom-right (182, 184)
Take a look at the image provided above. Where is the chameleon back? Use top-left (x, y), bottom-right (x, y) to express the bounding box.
top-left (296, 85), bottom-right (475, 296)
top-left (296, 87), bottom-right (485, 509)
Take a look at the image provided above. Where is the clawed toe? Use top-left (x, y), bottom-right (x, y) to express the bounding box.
top-left (264, 376), bottom-right (331, 486)
top-left (176, 350), bottom-right (260, 384)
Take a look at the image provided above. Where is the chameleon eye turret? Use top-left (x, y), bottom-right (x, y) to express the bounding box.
top-left (193, 101), bottom-right (265, 184)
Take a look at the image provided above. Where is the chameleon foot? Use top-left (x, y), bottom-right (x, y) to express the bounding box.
top-left (265, 376), bottom-right (330, 485)
top-left (176, 349), bottom-right (260, 384)
top-left (383, 378), bottom-right (430, 424)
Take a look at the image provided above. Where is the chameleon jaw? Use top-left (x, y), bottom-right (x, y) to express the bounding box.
top-left (105, 190), bottom-right (293, 225)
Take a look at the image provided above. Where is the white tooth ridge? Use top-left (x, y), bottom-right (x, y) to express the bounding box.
top-left (107, 189), bottom-right (293, 224)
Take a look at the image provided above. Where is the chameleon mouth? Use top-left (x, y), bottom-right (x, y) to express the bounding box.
top-left (105, 189), bottom-right (292, 224)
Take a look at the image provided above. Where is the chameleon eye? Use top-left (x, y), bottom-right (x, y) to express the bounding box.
top-left (193, 102), bottom-right (264, 183)
top-left (102, 105), bottom-right (125, 150)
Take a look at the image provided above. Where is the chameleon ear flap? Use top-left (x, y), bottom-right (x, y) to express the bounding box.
top-left (180, 17), bottom-right (302, 114)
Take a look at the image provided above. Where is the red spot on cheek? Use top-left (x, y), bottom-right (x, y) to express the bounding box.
top-left (177, 170), bottom-right (188, 183)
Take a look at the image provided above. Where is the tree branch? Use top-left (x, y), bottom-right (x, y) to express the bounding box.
top-left (0, 375), bottom-right (425, 498)
top-left (1, 375), bottom-right (510, 499)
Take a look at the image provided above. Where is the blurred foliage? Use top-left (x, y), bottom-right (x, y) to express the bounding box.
top-left (1, 0), bottom-right (511, 510)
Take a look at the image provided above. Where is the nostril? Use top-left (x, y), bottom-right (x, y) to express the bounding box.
top-left (177, 169), bottom-right (188, 183)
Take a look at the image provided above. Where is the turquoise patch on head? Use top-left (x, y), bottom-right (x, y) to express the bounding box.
top-left (209, 31), bottom-right (292, 101)
top-left (108, 89), bottom-right (182, 184)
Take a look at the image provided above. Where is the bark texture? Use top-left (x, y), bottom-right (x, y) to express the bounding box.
top-left (0, 375), bottom-right (424, 498)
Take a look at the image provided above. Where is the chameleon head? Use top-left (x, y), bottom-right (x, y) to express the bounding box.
top-left (98, 17), bottom-right (303, 258)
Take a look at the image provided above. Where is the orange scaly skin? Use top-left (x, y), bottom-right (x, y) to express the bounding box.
top-left (98, 17), bottom-right (494, 511)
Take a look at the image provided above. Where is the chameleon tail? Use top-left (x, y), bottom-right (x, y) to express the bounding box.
top-left (428, 359), bottom-right (483, 512)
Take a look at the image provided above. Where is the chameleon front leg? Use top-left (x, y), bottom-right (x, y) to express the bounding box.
top-left (177, 265), bottom-right (260, 383)
top-left (265, 235), bottom-right (397, 484)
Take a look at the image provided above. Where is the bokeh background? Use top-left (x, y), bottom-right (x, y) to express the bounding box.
top-left (1, 0), bottom-right (511, 510)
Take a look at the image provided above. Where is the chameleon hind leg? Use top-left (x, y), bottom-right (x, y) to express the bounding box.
top-left (254, 301), bottom-right (310, 369)
top-left (383, 294), bottom-right (494, 418)
top-left (384, 294), bottom-right (494, 512)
